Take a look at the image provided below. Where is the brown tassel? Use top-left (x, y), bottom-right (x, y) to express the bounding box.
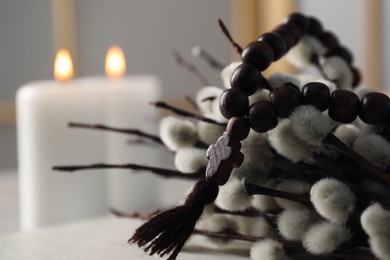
top-left (129, 179), bottom-right (218, 260)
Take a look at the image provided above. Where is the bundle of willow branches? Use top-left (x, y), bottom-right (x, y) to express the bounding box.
top-left (55, 13), bottom-right (390, 260)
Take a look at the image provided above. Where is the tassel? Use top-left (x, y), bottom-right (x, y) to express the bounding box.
top-left (129, 179), bottom-right (219, 260)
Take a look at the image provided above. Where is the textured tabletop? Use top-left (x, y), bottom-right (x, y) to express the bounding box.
top-left (0, 216), bottom-right (248, 260)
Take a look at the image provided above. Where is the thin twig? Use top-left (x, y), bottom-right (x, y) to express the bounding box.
top-left (172, 50), bottom-right (210, 86)
top-left (53, 163), bottom-right (204, 180)
top-left (218, 19), bottom-right (243, 54)
top-left (246, 184), bottom-right (312, 206)
top-left (69, 122), bottom-right (163, 145)
top-left (69, 122), bottom-right (208, 150)
top-left (150, 101), bottom-right (227, 126)
top-left (118, 209), bottom-right (375, 259)
top-left (191, 46), bottom-right (225, 71)
top-left (110, 208), bottom-right (161, 220)
top-left (323, 133), bottom-right (390, 186)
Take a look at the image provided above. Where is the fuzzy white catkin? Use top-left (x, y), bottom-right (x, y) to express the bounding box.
top-left (302, 222), bottom-right (352, 255)
top-left (220, 62), bottom-right (241, 89)
top-left (361, 204), bottom-right (390, 260)
top-left (322, 56), bottom-right (353, 89)
top-left (267, 72), bottom-right (301, 89)
top-left (277, 207), bottom-right (319, 241)
top-left (333, 124), bottom-right (361, 147)
top-left (215, 177), bottom-right (251, 211)
top-left (249, 89), bottom-right (270, 106)
top-left (361, 203), bottom-right (390, 237)
top-left (289, 105), bottom-right (333, 146)
top-left (232, 131), bottom-right (274, 184)
top-left (209, 98), bottom-right (228, 123)
top-left (310, 178), bottom-right (356, 224)
top-left (250, 239), bottom-right (291, 260)
top-left (275, 180), bottom-right (311, 209)
top-left (353, 85), bottom-right (373, 99)
top-left (231, 215), bottom-right (276, 238)
top-left (251, 179), bottom-right (281, 212)
top-left (196, 214), bottom-right (238, 246)
top-left (353, 134), bottom-right (390, 170)
top-left (268, 119), bottom-right (314, 163)
top-left (197, 120), bottom-right (226, 145)
top-left (190, 45), bottom-right (202, 57)
top-left (369, 237), bottom-right (390, 260)
top-left (174, 147), bottom-right (207, 173)
top-left (286, 35), bottom-right (326, 68)
top-left (195, 86), bottom-right (223, 114)
top-left (159, 116), bottom-right (198, 151)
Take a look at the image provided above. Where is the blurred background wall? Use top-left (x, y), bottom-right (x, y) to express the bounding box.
top-left (0, 0), bottom-right (388, 234)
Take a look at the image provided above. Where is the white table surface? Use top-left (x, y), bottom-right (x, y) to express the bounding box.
top-left (0, 216), bottom-right (248, 260)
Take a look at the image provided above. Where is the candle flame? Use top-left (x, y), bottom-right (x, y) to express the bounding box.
top-left (54, 49), bottom-right (74, 81)
top-left (105, 46), bottom-right (126, 78)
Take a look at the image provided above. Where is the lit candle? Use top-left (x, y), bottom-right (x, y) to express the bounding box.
top-left (103, 46), bottom-right (162, 211)
top-left (16, 49), bottom-right (108, 231)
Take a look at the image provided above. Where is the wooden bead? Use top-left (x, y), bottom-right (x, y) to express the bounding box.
top-left (302, 82), bottom-right (330, 112)
top-left (276, 23), bottom-right (304, 45)
top-left (329, 90), bottom-right (360, 123)
top-left (269, 84), bottom-right (302, 118)
top-left (248, 101), bottom-right (278, 133)
top-left (226, 117), bottom-right (251, 140)
top-left (284, 13), bottom-right (310, 33)
top-left (241, 41), bottom-right (274, 71)
top-left (219, 88), bottom-right (249, 119)
top-left (325, 46), bottom-right (353, 65)
top-left (258, 32), bottom-right (287, 61)
top-left (359, 92), bottom-right (390, 125)
top-left (273, 26), bottom-right (295, 50)
top-left (284, 82), bottom-right (301, 93)
top-left (307, 17), bottom-right (323, 36)
top-left (230, 63), bottom-right (266, 95)
top-left (351, 67), bottom-right (361, 87)
top-left (318, 31), bottom-right (339, 50)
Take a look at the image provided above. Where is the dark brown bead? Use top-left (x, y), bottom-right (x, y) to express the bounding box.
top-left (279, 23), bottom-right (304, 45)
top-left (284, 13), bottom-right (310, 32)
top-left (307, 17), bottom-right (323, 36)
top-left (325, 46), bottom-right (353, 65)
top-left (270, 84), bottom-right (302, 118)
top-left (230, 63), bottom-right (265, 95)
top-left (209, 161), bottom-right (233, 186)
top-left (284, 82), bottom-right (301, 93)
top-left (241, 41), bottom-right (274, 71)
top-left (359, 92), bottom-right (390, 125)
top-left (248, 101), bottom-right (278, 133)
top-left (273, 25), bottom-right (295, 50)
top-left (258, 33), bottom-right (287, 61)
top-left (226, 117), bottom-right (250, 140)
top-left (219, 88), bottom-right (249, 119)
top-left (318, 31), bottom-right (339, 51)
top-left (302, 82), bottom-right (330, 112)
top-left (351, 67), bottom-right (361, 87)
top-left (329, 90), bottom-right (360, 123)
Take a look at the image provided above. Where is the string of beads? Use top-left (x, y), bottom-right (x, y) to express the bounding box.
top-left (206, 12), bottom-right (390, 185)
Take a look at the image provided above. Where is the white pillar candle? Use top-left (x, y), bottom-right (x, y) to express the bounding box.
top-left (103, 46), bottom-right (162, 211)
top-left (16, 50), bottom-right (108, 232)
top-left (104, 76), bottom-right (162, 211)
top-left (17, 81), bottom-right (109, 232)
